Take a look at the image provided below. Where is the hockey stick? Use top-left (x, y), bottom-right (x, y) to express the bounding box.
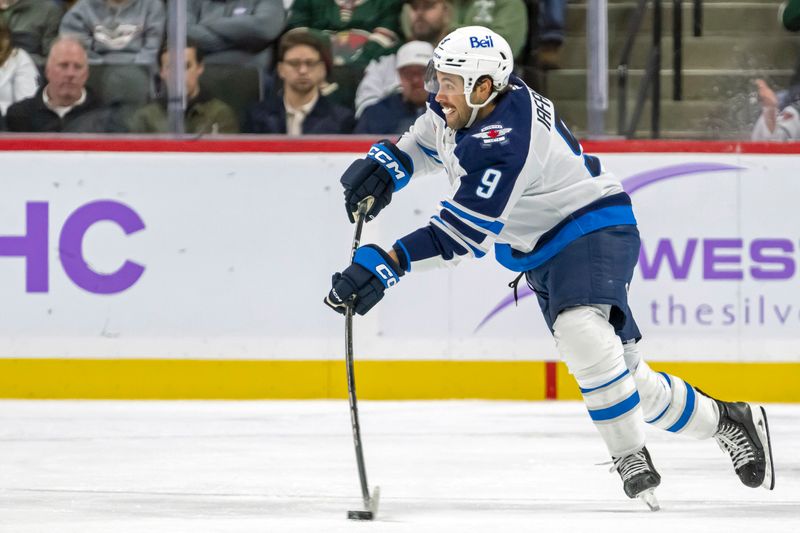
top-left (345, 196), bottom-right (380, 521)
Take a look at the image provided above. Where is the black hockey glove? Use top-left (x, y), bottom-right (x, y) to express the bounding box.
top-left (324, 244), bottom-right (405, 316)
top-left (341, 140), bottom-right (413, 223)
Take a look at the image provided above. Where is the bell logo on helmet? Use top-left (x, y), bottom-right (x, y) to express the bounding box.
top-left (469, 35), bottom-right (494, 48)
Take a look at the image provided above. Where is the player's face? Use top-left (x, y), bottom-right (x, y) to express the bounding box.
top-left (433, 71), bottom-right (471, 129)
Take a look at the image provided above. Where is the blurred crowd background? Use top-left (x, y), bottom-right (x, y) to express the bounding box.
top-left (0, 0), bottom-right (797, 140)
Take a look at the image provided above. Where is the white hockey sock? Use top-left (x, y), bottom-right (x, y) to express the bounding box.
top-left (575, 355), bottom-right (646, 458)
top-left (623, 342), bottom-right (719, 440)
top-left (554, 306), bottom-right (646, 458)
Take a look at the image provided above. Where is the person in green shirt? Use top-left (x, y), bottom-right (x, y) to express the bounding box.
top-left (400, 0), bottom-right (528, 60)
top-left (128, 39), bottom-right (239, 134)
top-left (0, 0), bottom-right (64, 63)
top-left (782, 0), bottom-right (800, 31)
top-left (287, 0), bottom-right (404, 68)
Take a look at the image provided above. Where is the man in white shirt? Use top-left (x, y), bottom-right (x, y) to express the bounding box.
top-left (5, 36), bottom-right (126, 132)
top-left (751, 78), bottom-right (800, 141)
top-left (354, 0), bottom-right (453, 118)
top-left (244, 31), bottom-right (353, 134)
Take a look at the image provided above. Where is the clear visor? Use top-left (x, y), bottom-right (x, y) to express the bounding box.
top-left (423, 60), bottom-right (439, 93)
top-left (423, 60), bottom-right (463, 96)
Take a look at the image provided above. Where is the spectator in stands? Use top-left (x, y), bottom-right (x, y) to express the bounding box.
top-left (5, 36), bottom-right (127, 132)
top-left (400, 0), bottom-right (528, 60)
top-left (244, 30), bottom-right (353, 134)
top-left (536, 0), bottom-right (567, 69)
top-left (0, 0), bottom-right (64, 64)
top-left (187, 0), bottom-right (286, 69)
top-left (286, 0), bottom-right (403, 68)
top-left (749, 0), bottom-right (800, 138)
top-left (751, 78), bottom-right (799, 141)
top-left (780, 0), bottom-right (800, 108)
top-left (128, 40), bottom-right (238, 134)
top-left (0, 17), bottom-right (39, 116)
top-left (354, 40), bottom-right (431, 134)
top-left (782, 0), bottom-right (800, 31)
top-left (59, 0), bottom-right (165, 65)
top-left (354, 0), bottom-right (452, 117)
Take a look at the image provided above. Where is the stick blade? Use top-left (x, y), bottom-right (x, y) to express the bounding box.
top-left (347, 486), bottom-right (380, 521)
top-left (347, 510), bottom-right (374, 521)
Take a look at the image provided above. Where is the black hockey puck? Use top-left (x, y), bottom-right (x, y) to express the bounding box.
top-left (347, 510), bottom-right (374, 521)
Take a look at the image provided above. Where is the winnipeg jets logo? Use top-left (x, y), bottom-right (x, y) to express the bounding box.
top-left (472, 124), bottom-right (512, 145)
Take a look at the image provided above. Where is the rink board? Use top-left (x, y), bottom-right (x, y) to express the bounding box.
top-left (0, 358), bottom-right (798, 402)
top-left (1, 138), bottom-right (799, 400)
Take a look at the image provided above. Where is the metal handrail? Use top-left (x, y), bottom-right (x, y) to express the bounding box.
top-left (694, 0), bottom-right (704, 36)
top-left (616, 0), bottom-right (654, 137)
top-left (617, 0), bottom-right (704, 138)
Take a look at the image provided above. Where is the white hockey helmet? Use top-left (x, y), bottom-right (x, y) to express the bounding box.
top-left (425, 26), bottom-right (514, 109)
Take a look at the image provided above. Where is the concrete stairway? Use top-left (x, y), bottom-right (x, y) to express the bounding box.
top-left (533, 0), bottom-right (798, 139)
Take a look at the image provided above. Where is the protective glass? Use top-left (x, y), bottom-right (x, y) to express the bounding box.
top-left (423, 60), bottom-right (439, 93)
top-left (423, 61), bottom-right (465, 96)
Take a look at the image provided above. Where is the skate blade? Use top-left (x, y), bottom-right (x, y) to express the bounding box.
top-left (637, 488), bottom-right (660, 512)
top-left (753, 405), bottom-right (775, 490)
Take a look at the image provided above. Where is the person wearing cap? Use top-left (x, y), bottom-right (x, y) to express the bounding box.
top-left (354, 40), bottom-right (431, 134)
top-left (356, 0), bottom-right (527, 119)
top-left (355, 0), bottom-right (453, 118)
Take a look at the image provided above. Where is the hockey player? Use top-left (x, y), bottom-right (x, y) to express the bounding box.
top-left (324, 26), bottom-right (775, 509)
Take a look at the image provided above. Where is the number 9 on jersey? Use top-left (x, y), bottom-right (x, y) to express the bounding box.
top-left (476, 169), bottom-right (502, 199)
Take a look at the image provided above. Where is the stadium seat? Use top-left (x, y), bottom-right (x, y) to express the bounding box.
top-left (86, 64), bottom-right (155, 106)
top-left (199, 63), bottom-right (263, 124)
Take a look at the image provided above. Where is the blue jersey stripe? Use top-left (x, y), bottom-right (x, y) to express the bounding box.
top-left (441, 200), bottom-right (505, 235)
top-left (440, 210), bottom-right (489, 245)
top-left (587, 391), bottom-right (640, 421)
top-left (432, 216), bottom-right (486, 258)
top-left (397, 225), bottom-right (466, 264)
top-left (416, 142), bottom-right (442, 164)
top-left (494, 204), bottom-right (637, 272)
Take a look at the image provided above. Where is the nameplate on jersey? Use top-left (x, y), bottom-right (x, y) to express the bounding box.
top-left (470, 35), bottom-right (494, 48)
top-left (472, 124), bottom-right (512, 145)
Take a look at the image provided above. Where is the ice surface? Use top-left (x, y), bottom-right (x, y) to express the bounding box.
top-left (0, 400), bottom-right (797, 533)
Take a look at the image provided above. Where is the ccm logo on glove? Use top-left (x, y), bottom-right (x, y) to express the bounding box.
top-left (324, 245), bottom-right (404, 316)
top-left (367, 144), bottom-right (411, 191)
top-left (354, 247), bottom-right (400, 287)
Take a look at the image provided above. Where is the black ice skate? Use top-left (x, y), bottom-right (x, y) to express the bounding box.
top-left (612, 446), bottom-right (661, 511)
top-left (713, 400), bottom-right (775, 490)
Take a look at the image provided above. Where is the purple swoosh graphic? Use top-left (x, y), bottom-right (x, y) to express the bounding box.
top-left (474, 162), bottom-right (744, 332)
top-left (620, 162), bottom-right (743, 195)
top-left (474, 284), bottom-right (536, 332)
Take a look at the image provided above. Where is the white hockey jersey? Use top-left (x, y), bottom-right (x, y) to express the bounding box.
top-left (391, 75), bottom-right (636, 273)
